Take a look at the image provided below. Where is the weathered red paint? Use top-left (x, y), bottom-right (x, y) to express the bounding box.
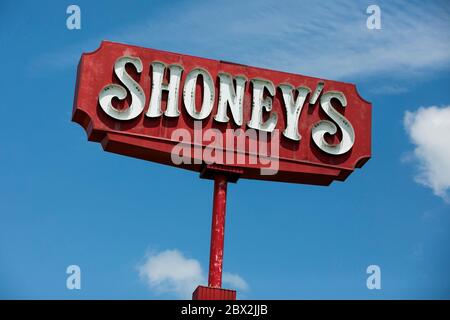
top-left (72, 40), bottom-right (371, 186)
top-left (192, 285), bottom-right (236, 300)
top-left (208, 174), bottom-right (228, 288)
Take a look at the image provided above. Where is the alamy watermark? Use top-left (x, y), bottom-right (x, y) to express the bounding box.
top-left (366, 264), bottom-right (381, 290)
top-left (66, 264), bottom-right (81, 290)
top-left (170, 121), bottom-right (280, 175)
top-left (366, 5), bottom-right (381, 30)
top-left (66, 5), bottom-right (81, 30)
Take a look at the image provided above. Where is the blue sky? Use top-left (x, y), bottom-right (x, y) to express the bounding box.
top-left (1, 0), bottom-right (450, 299)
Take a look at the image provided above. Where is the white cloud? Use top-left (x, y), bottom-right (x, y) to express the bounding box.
top-left (404, 106), bottom-right (450, 202)
top-left (138, 249), bottom-right (205, 299)
top-left (223, 272), bottom-right (249, 291)
top-left (138, 249), bottom-right (249, 298)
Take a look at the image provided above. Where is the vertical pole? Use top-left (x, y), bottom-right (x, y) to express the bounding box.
top-left (208, 174), bottom-right (228, 288)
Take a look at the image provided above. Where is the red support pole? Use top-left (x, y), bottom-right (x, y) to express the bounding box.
top-left (208, 174), bottom-right (228, 288)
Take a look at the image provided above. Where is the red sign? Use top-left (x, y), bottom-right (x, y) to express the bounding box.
top-left (73, 41), bottom-right (371, 185)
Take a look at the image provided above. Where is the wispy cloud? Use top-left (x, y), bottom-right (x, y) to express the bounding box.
top-left (223, 272), bottom-right (249, 291)
top-left (404, 105), bottom-right (450, 202)
top-left (32, 0), bottom-right (450, 82)
top-left (138, 249), bottom-right (248, 299)
top-left (369, 84), bottom-right (409, 95)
